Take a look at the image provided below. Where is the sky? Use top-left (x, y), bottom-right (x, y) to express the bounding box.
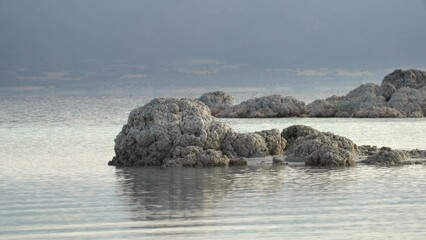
top-left (0, 0), bottom-right (425, 95)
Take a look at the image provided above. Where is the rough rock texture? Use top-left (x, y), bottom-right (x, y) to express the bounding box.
top-left (405, 149), bottom-right (426, 159)
top-left (199, 91), bottom-right (235, 116)
top-left (360, 147), bottom-right (423, 166)
top-left (255, 129), bottom-right (287, 155)
top-left (307, 96), bottom-right (341, 117)
top-left (221, 132), bottom-right (269, 158)
top-left (217, 95), bottom-right (307, 118)
top-left (307, 84), bottom-right (397, 118)
top-left (282, 125), bottom-right (358, 167)
top-left (358, 145), bottom-right (379, 156)
top-left (382, 69), bottom-right (426, 90)
top-left (163, 146), bottom-right (230, 167)
top-left (388, 87), bottom-right (426, 117)
top-left (281, 125), bottom-right (320, 147)
top-left (109, 98), bottom-right (285, 167)
top-left (307, 69), bottom-right (426, 118)
top-left (378, 82), bottom-right (397, 101)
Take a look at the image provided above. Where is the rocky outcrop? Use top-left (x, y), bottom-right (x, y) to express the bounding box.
top-left (216, 95), bottom-right (307, 118)
top-left (199, 91), bottom-right (235, 116)
top-left (281, 125), bottom-right (320, 146)
top-left (109, 99), bottom-right (424, 168)
top-left (109, 98), bottom-right (286, 167)
top-left (308, 83), bottom-right (403, 118)
top-left (382, 69), bottom-right (426, 90)
top-left (256, 129), bottom-right (287, 155)
top-left (388, 87), bottom-right (426, 117)
top-left (358, 145), bottom-right (379, 156)
top-left (198, 70), bottom-right (426, 118)
top-left (307, 69), bottom-right (426, 118)
top-left (360, 147), bottom-right (423, 166)
top-left (405, 149), bottom-right (426, 159)
top-left (282, 125), bottom-right (358, 167)
top-left (307, 96), bottom-right (342, 117)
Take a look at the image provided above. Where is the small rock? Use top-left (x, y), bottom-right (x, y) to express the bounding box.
top-left (272, 156), bottom-right (285, 166)
top-left (361, 147), bottom-right (423, 166)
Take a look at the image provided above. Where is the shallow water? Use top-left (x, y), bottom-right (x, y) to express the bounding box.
top-left (1, 96), bottom-right (426, 239)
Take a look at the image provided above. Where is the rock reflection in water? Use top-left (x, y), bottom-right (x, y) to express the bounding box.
top-left (111, 166), bottom-right (426, 238)
top-left (115, 167), bottom-right (237, 221)
top-left (114, 166), bottom-right (359, 222)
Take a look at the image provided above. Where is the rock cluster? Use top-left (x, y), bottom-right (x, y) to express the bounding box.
top-left (307, 69), bottom-right (426, 117)
top-left (109, 98), bottom-right (287, 167)
top-left (198, 69), bottom-right (426, 118)
top-left (110, 68), bottom-right (426, 168)
top-left (109, 98), bottom-right (362, 167)
top-left (109, 98), bottom-right (424, 167)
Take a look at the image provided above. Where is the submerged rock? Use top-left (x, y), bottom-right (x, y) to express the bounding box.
top-left (360, 147), bottom-right (423, 166)
top-left (404, 149), bottom-right (426, 159)
top-left (199, 91), bottom-right (235, 116)
top-left (282, 125), bottom-right (358, 167)
top-left (358, 145), bottom-right (379, 156)
top-left (217, 95), bottom-right (307, 118)
top-left (272, 155), bottom-right (286, 166)
top-left (109, 98), bottom-right (284, 167)
top-left (163, 146), bottom-right (230, 167)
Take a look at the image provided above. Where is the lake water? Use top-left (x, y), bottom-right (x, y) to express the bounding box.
top-left (1, 96), bottom-right (426, 239)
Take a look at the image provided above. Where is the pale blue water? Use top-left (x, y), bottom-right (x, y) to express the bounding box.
top-left (1, 96), bottom-right (426, 239)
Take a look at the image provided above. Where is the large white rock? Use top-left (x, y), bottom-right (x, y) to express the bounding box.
top-left (109, 98), bottom-right (286, 167)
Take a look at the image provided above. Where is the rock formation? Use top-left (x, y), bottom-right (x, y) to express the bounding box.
top-left (382, 69), bottom-right (426, 90)
top-left (282, 125), bottom-right (358, 167)
top-left (199, 91), bottom-right (235, 116)
top-left (307, 69), bottom-right (426, 118)
top-left (256, 129), bottom-right (287, 155)
top-left (197, 70), bottom-right (426, 118)
top-left (281, 125), bottom-right (319, 146)
top-left (216, 95), bottom-right (307, 118)
top-left (109, 98), bottom-right (287, 167)
top-left (388, 87), bottom-right (426, 117)
top-left (109, 99), bottom-right (424, 167)
top-left (360, 147), bottom-right (423, 166)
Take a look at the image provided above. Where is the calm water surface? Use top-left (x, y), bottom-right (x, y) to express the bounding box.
top-left (1, 96), bottom-right (426, 239)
